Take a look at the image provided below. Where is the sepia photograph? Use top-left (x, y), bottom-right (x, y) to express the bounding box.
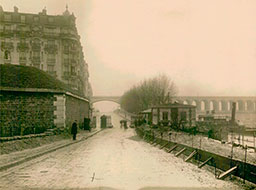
top-left (0, 0), bottom-right (256, 189)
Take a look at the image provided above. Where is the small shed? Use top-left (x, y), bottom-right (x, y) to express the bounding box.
top-left (151, 102), bottom-right (196, 127)
top-left (139, 108), bottom-right (152, 124)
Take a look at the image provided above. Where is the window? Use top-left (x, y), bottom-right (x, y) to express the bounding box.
top-left (33, 51), bottom-right (40, 57)
top-left (63, 44), bottom-right (69, 53)
top-left (33, 64), bottom-right (40, 69)
top-left (20, 26), bottom-right (29, 32)
top-left (21, 15), bottom-right (26, 23)
top-left (4, 50), bottom-right (10, 60)
top-left (47, 54), bottom-right (55, 59)
top-left (47, 65), bottom-right (54, 72)
top-left (48, 40), bottom-right (55, 45)
top-left (64, 59), bottom-right (69, 65)
top-left (20, 38), bottom-right (26, 43)
top-left (5, 25), bottom-right (11, 32)
top-left (48, 17), bottom-right (54, 23)
top-left (45, 27), bottom-right (55, 33)
top-left (162, 112), bottom-right (168, 120)
top-left (71, 66), bottom-right (76, 75)
top-left (32, 51), bottom-right (40, 62)
top-left (33, 17), bottom-right (39, 22)
top-left (64, 65), bottom-right (69, 72)
top-left (19, 52), bottom-right (26, 61)
top-left (4, 14), bottom-right (11, 22)
top-left (180, 112), bottom-right (187, 121)
top-left (47, 53), bottom-right (55, 63)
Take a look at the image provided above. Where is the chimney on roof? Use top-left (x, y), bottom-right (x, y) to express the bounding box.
top-left (14, 6), bottom-right (18, 13)
top-left (42, 7), bottom-right (47, 15)
top-left (63, 4), bottom-right (70, 16)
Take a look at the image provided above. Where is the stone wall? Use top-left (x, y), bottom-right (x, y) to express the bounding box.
top-left (53, 94), bottom-right (66, 128)
top-left (65, 94), bottom-right (90, 130)
top-left (0, 91), bottom-right (55, 137)
top-left (0, 89), bottom-right (90, 137)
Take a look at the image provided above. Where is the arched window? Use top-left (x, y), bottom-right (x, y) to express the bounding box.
top-left (4, 50), bottom-right (10, 60)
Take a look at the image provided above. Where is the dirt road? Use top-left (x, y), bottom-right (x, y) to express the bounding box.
top-left (0, 112), bottom-right (241, 190)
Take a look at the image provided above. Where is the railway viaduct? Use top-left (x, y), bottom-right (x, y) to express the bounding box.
top-left (91, 96), bottom-right (256, 114)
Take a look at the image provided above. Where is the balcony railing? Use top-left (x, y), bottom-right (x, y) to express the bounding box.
top-left (17, 43), bottom-right (29, 51)
top-left (1, 42), bottom-right (14, 50)
top-left (47, 71), bottom-right (57, 77)
top-left (44, 44), bottom-right (58, 53)
top-left (47, 58), bottom-right (56, 64)
top-left (31, 43), bottom-right (41, 51)
top-left (19, 57), bottom-right (27, 61)
top-left (32, 56), bottom-right (40, 62)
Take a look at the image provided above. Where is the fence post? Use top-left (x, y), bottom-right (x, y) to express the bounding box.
top-left (191, 134), bottom-right (194, 148)
top-left (230, 141), bottom-right (234, 168)
top-left (254, 132), bottom-right (256, 153)
top-left (169, 132), bottom-right (172, 142)
top-left (243, 145), bottom-right (247, 184)
top-left (212, 158), bottom-right (217, 178)
top-left (198, 137), bottom-right (202, 166)
top-left (199, 136), bottom-right (202, 150)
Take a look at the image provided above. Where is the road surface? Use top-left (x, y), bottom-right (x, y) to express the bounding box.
top-left (0, 112), bottom-right (240, 190)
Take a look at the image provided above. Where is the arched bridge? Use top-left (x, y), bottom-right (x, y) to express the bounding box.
top-left (175, 96), bottom-right (256, 114)
top-left (91, 96), bottom-right (256, 114)
top-left (91, 96), bottom-right (121, 104)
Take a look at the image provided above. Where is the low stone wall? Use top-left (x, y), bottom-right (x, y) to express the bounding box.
top-left (0, 91), bottom-right (55, 137)
top-left (0, 88), bottom-right (90, 137)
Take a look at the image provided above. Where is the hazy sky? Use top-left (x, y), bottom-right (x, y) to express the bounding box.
top-left (1, 0), bottom-right (256, 96)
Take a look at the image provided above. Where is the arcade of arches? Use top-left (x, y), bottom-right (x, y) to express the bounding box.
top-left (176, 97), bottom-right (256, 113)
top-left (91, 96), bottom-right (256, 113)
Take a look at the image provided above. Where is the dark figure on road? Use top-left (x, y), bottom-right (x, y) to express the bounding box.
top-left (71, 120), bottom-right (78, 140)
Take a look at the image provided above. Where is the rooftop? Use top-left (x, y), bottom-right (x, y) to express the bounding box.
top-left (151, 102), bottom-right (196, 109)
top-left (0, 64), bottom-right (84, 97)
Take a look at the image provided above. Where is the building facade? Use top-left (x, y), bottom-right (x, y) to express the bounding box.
top-left (0, 6), bottom-right (92, 98)
top-left (151, 103), bottom-right (196, 128)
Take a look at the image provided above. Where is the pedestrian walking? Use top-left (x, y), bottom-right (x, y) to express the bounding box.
top-left (71, 120), bottom-right (78, 140)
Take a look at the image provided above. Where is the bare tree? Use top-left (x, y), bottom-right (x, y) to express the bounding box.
top-left (120, 74), bottom-right (177, 113)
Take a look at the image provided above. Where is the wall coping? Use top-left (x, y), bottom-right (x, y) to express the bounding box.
top-left (65, 91), bottom-right (89, 102)
top-left (0, 87), bottom-right (89, 102)
top-left (0, 87), bottom-right (64, 93)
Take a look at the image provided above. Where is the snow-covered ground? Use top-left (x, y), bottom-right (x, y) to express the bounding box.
top-left (0, 112), bottom-right (242, 190)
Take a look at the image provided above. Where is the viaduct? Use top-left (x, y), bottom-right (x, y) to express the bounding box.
top-left (91, 96), bottom-right (256, 114)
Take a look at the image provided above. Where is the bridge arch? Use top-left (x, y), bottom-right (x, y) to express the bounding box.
top-left (209, 101), bottom-right (214, 111)
top-left (218, 101), bottom-right (222, 111)
top-left (183, 100), bottom-right (188, 105)
top-left (91, 96), bottom-right (121, 104)
top-left (191, 100), bottom-right (197, 106)
top-left (200, 101), bottom-right (205, 111)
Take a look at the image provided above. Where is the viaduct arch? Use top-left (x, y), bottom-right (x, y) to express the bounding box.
top-left (91, 96), bottom-right (121, 104)
top-left (91, 96), bottom-right (256, 113)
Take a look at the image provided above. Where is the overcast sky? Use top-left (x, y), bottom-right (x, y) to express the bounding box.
top-left (1, 0), bottom-right (256, 96)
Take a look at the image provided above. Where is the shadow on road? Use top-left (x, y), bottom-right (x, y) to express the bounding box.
top-left (127, 135), bottom-right (142, 142)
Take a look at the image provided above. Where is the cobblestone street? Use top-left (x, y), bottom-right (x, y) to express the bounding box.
top-left (0, 113), bottom-right (241, 190)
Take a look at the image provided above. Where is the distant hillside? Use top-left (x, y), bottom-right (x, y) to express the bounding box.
top-left (0, 64), bottom-right (84, 97)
